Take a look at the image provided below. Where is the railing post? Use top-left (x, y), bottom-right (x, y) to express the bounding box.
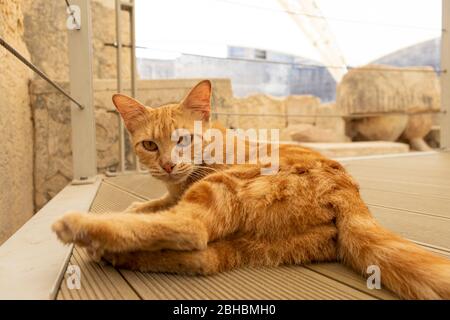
top-left (441, 0), bottom-right (450, 150)
top-left (67, 0), bottom-right (97, 183)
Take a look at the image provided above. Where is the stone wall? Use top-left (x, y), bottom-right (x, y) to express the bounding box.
top-left (22, 0), bottom-right (131, 81)
top-left (30, 78), bottom-right (233, 209)
top-left (227, 94), bottom-right (348, 143)
top-left (0, 0), bottom-right (34, 244)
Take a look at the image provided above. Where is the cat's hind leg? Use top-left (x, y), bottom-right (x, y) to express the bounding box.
top-left (102, 225), bottom-right (338, 274)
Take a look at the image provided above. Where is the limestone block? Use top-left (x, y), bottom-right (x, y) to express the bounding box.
top-left (402, 114), bottom-right (433, 140)
top-left (285, 95), bottom-right (321, 125)
top-left (425, 126), bottom-right (440, 149)
top-left (232, 94), bottom-right (286, 129)
top-left (0, 0), bottom-right (34, 244)
top-left (282, 124), bottom-right (349, 143)
top-left (22, 0), bottom-right (131, 81)
top-left (315, 103), bottom-right (347, 137)
top-left (353, 115), bottom-right (408, 141)
top-left (337, 64), bottom-right (440, 114)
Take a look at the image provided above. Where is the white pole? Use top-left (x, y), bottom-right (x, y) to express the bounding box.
top-left (67, 0), bottom-right (97, 183)
top-left (116, 0), bottom-right (127, 172)
top-left (441, 0), bottom-right (450, 150)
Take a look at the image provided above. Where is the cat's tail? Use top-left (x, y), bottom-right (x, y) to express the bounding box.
top-left (334, 190), bottom-right (450, 300)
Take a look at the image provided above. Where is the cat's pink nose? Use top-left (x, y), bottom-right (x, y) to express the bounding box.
top-left (162, 162), bottom-right (175, 174)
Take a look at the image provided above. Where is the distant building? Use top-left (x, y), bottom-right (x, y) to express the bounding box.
top-left (137, 46), bottom-right (337, 102)
top-left (137, 39), bottom-right (441, 102)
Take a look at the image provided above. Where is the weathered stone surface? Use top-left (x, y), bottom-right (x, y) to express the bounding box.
top-left (280, 102), bottom-right (348, 142)
top-left (285, 95), bottom-right (320, 125)
top-left (402, 114), bottom-right (433, 140)
top-left (337, 64), bottom-right (439, 147)
top-left (353, 115), bottom-right (409, 141)
top-left (424, 126), bottom-right (440, 149)
top-left (22, 0), bottom-right (131, 81)
top-left (315, 103), bottom-right (348, 139)
top-left (337, 64), bottom-right (440, 114)
top-left (284, 124), bottom-right (348, 143)
top-left (400, 114), bottom-right (434, 151)
top-left (30, 78), bottom-right (233, 209)
top-left (232, 94), bottom-right (286, 129)
top-left (0, 0), bottom-right (34, 244)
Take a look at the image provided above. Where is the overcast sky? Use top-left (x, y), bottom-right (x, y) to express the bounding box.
top-left (135, 0), bottom-right (442, 66)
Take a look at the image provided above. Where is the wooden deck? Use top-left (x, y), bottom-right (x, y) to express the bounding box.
top-left (57, 152), bottom-right (450, 300)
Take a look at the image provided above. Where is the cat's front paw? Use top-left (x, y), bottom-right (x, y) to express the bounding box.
top-left (52, 212), bottom-right (105, 261)
top-left (52, 212), bottom-right (89, 244)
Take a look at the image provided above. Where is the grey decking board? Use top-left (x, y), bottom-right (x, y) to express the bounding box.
top-left (353, 176), bottom-right (450, 199)
top-left (57, 152), bottom-right (450, 300)
top-left (305, 263), bottom-right (398, 300)
top-left (347, 167), bottom-right (450, 187)
top-left (121, 266), bottom-right (376, 300)
top-left (368, 205), bottom-right (450, 249)
top-left (360, 189), bottom-right (450, 219)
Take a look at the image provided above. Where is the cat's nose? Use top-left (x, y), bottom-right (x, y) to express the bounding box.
top-left (162, 162), bottom-right (175, 174)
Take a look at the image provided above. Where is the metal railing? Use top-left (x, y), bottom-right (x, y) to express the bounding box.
top-left (1, 0), bottom-right (449, 188)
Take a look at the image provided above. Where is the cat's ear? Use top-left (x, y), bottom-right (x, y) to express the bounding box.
top-left (180, 80), bottom-right (211, 121)
top-left (112, 94), bottom-right (147, 133)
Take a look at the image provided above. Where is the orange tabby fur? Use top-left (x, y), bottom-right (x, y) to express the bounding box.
top-left (52, 80), bottom-right (450, 300)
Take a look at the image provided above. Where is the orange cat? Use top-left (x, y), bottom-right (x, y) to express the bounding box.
top-left (52, 80), bottom-right (450, 300)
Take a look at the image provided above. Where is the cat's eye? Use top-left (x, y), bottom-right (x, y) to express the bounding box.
top-left (177, 135), bottom-right (193, 148)
top-left (142, 140), bottom-right (158, 152)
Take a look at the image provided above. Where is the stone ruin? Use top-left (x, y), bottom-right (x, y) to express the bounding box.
top-left (337, 64), bottom-right (441, 151)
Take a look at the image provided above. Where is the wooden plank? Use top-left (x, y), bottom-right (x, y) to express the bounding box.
top-left (369, 206), bottom-right (450, 250)
top-left (355, 177), bottom-right (450, 200)
top-left (100, 177), bottom-right (380, 300)
top-left (346, 163), bottom-right (450, 181)
top-left (105, 174), bottom-right (166, 200)
top-left (0, 178), bottom-right (101, 299)
top-left (340, 152), bottom-right (450, 168)
top-left (58, 153), bottom-right (450, 300)
top-left (305, 263), bottom-right (397, 300)
top-left (360, 189), bottom-right (450, 219)
top-left (57, 181), bottom-right (141, 300)
top-left (121, 266), bottom-right (376, 300)
top-left (57, 248), bottom-right (139, 300)
top-left (347, 166), bottom-right (450, 187)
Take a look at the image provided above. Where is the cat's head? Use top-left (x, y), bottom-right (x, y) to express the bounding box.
top-left (112, 80), bottom-right (212, 184)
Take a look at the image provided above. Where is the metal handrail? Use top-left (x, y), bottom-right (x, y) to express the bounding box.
top-left (0, 36), bottom-right (84, 110)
